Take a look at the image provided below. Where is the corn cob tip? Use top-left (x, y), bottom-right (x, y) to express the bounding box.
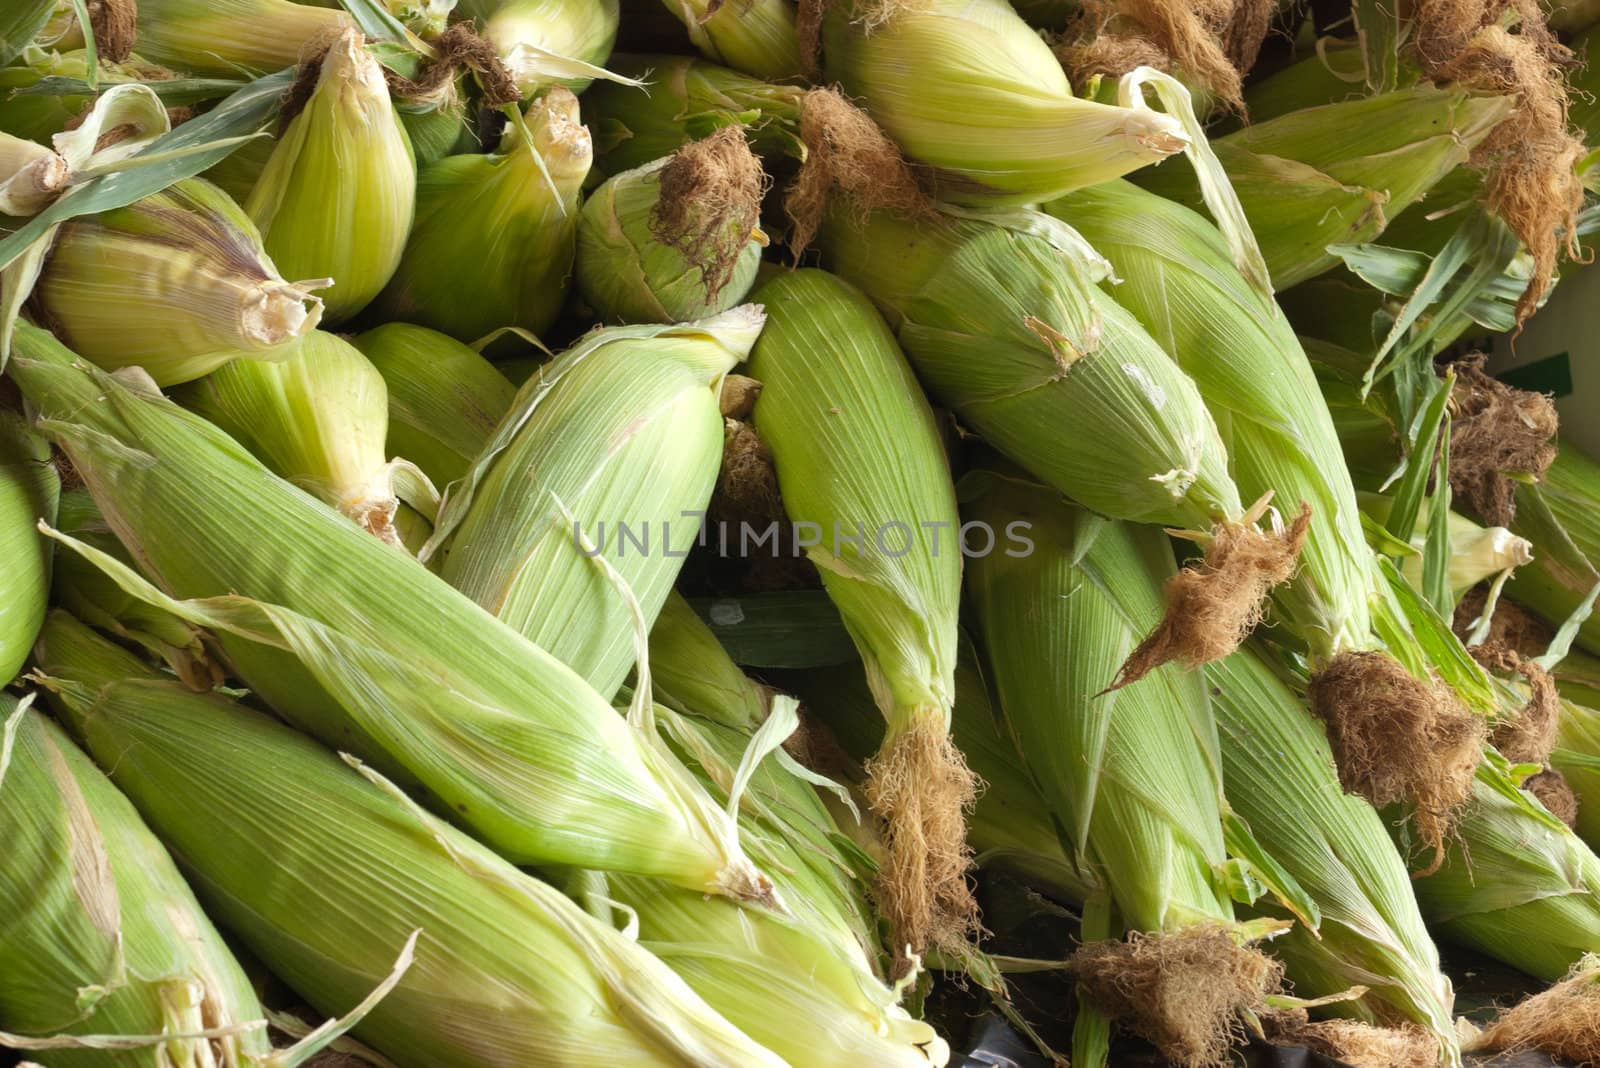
top-left (1307, 650), bottom-right (1485, 874)
top-left (1462, 955), bottom-right (1600, 1064)
top-left (244, 279), bottom-right (329, 348)
top-left (1262, 1011), bottom-right (1442, 1068)
top-left (863, 714), bottom-right (981, 970)
top-left (1112, 499), bottom-right (1310, 690)
top-left (1070, 925), bottom-right (1283, 1068)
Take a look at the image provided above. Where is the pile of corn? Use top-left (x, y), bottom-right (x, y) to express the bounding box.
top-left (6, 0), bottom-right (1600, 1065)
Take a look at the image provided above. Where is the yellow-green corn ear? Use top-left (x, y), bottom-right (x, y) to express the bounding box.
top-left (244, 30), bottom-right (416, 324)
top-left (50, 489), bottom-right (220, 691)
top-left (1205, 648), bottom-right (1459, 1063)
top-left (659, 0), bottom-right (802, 81)
top-left (745, 268), bottom-right (975, 960)
top-left (6, 320), bottom-right (771, 902)
top-left (352, 322), bottom-right (516, 489)
top-left (0, 410), bottom-right (56, 685)
top-left (33, 178), bottom-right (327, 386)
top-left (602, 871), bottom-right (946, 1068)
top-left (963, 467), bottom-right (1238, 936)
top-left (377, 88), bottom-right (590, 343)
top-left (821, 0), bottom-right (1186, 205)
top-left (130, 0), bottom-right (352, 75)
top-left (1553, 698), bottom-right (1600, 850)
top-left (31, 617), bottom-right (790, 1068)
top-left (583, 54), bottom-right (805, 177)
top-left (458, 0), bottom-right (622, 95)
top-left (1413, 750), bottom-right (1600, 982)
top-left (821, 207), bottom-right (1239, 533)
top-left (1509, 447), bottom-right (1600, 657)
top-left (0, 688), bottom-right (270, 1067)
top-left (429, 307), bottom-right (760, 699)
top-left (575, 136), bottom-right (766, 325)
top-left (1358, 498), bottom-right (1531, 599)
top-left (1050, 179), bottom-right (1374, 656)
top-left (173, 330), bottom-right (408, 544)
top-left (1135, 86), bottom-right (1513, 289)
top-left (0, 132), bottom-right (68, 216)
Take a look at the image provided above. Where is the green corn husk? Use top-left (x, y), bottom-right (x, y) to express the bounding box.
top-left (428, 308), bottom-right (760, 700)
top-left (1205, 648), bottom-right (1459, 1063)
top-left (575, 136), bottom-right (766, 324)
top-left (1508, 447), bottom-right (1600, 657)
top-left (745, 268), bottom-right (974, 959)
top-left (244, 30), bottom-right (416, 324)
top-left (172, 330), bottom-right (409, 545)
top-left (33, 177), bottom-right (327, 387)
top-left (458, 0), bottom-right (621, 95)
top-left (0, 48), bottom-right (184, 144)
top-left (1354, 497), bottom-right (1532, 599)
top-left (399, 95), bottom-right (474, 166)
top-left (7, 320), bottom-right (771, 903)
top-left (1135, 85), bottom-right (1513, 289)
top-left (659, 0), bottom-right (802, 81)
top-left (582, 54), bottom-right (805, 177)
top-left (200, 132), bottom-right (276, 206)
top-left (32, 616), bottom-right (790, 1068)
top-left (51, 489), bottom-right (221, 691)
top-left (130, 0), bottom-right (353, 75)
top-left (1412, 750), bottom-right (1600, 982)
top-left (376, 87), bottom-right (590, 343)
top-left (352, 322), bottom-right (516, 489)
top-left (1553, 698), bottom-right (1600, 849)
top-left (0, 410), bottom-right (57, 686)
top-left (0, 132), bottom-right (69, 216)
top-left (821, 0), bottom-right (1188, 205)
top-left (0, 0), bottom-right (52, 65)
top-left (0, 690), bottom-right (271, 1067)
top-left (649, 591), bottom-right (773, 731)
top-left (302, 0), bottom-right (457, 35)
top-left (962, 466), bottom-right (1292, 1064)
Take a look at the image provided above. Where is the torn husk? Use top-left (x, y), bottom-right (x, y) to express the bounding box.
top-left (1308, 650), bottom-right (1486, 873)
top-left (1115, 499), bottom-right (1310, 688)
top-left (1070, 926), bottom-right (1282, 1068)
top-left (1462, 954), bottom-right (1600, 1064)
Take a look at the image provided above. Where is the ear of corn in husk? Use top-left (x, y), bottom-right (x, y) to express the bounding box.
top-left (32, 177), bottom-right (327, 386)
top-left (1047, 179), bottom-right (1490, 842)
top-left (6, 319), bottom-right (772, 902)
top-left (0, 409), bottom-right (56, 686)
top-left (1553, 697), bottom-right (1600, 849)
top-left (819, 0), bottom-right (1187, 205)
top-left (51, 488), bottom-right (222, 692)
top-left (583, 54), bottom-right (805, 177)
top-left (658, 0), bottom-right (803, 81)
top-left (457, 0), bottom-right (625, 95)
top-left (427, 306), bottom-right (760, 699)
top-left (31, 614), bottom-right (791, 1068)
top-left (352, 322), bottom-right (516, 490)
top-left (1411, 748), bottom-right (1600, 982)
top-left (0, 688), bottom-right (271, 1066)
top-left (744, 268), bottom-right (974, 964)
top-left (1134, 85), bottom-right (1512, 289)
top-left (821, 205), bottom-right (1298, 681)
top-left (172, 329), bottom-right (413, 546)
top-left (129, 0), bottom-right (353, 75)
top-left (1204, 647), bottom-right (1460, 1065)
top-left (962, 465), bottom-right (1294, 1068)
top-left (649, 591), bottom-right (773, 731)
top-left (1357, 497), bottom-right (1532, 599)
top-left (0, 132), bottom-right (69, 216)
top-left (599, 866), bottom-right (948, 1068)
top-left (376, 87), bottom-right (589, 344)
top-left (576, 129), bottom-right (767, 325)
top-left (244, 30), bottom-right (416, 324)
